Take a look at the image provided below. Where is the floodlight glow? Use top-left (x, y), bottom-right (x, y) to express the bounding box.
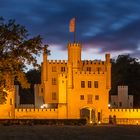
top-left (40, 104), bottom-right (48, 109)
top-left (108, 104), bottom-right (111, 107)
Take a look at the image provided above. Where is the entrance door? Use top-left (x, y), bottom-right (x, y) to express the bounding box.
top-left (80, 108), bottom-right (95, 123)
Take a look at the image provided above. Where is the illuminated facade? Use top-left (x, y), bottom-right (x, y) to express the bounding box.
top-left (0, 42), bottom-right (140, 125)
top-left (111, 86), bottom-right (133, 108)
top-left (36, 42), bottom-right (111, 123)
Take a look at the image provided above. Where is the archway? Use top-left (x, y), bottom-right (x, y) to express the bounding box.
top-left (80, 107), bottom-right (96, 124)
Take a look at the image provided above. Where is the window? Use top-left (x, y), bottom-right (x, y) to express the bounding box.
top-left (94, 81), bottom-right (98, 88)
top-left (80, 95), bottom-right (84, 100)
top-left (52, 78), bottom-right (56, 85)
top-left (95, 95), bottom-right (99, 100)
top-left (81, 81), bottom-right (85, 88)
top-left (87, 67), bottom-right (91, 71)
top-left (61, 67), bottom-right (65, 72)
top-left (41, 88), bottom-right (43, 93)
top-left (52, 92), bottom-right (57, 100)
top-left (88, 81), bottom-right (92, 88)
top-left (52, 66), bottom-right (56, 72)
top-left (10, 98), bottom-right (12, 105)
top-left (87, 94), bottom-right (93, 104)
top-left (98, 112), bottom-right (101, 121)
top-left (97, 67), bottom-right (101, 72)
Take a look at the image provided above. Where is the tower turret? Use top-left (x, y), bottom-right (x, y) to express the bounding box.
top-left (42, 45), bottom-right (48, 82)
top-left (68, 43), bottom-right (81, 71)
top-left (105, 54), bottom-right (111, 89)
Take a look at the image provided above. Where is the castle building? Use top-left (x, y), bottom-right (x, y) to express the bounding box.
top-left (35, 42), bottom-right (111, 123)
top-left (111, 86), bottom-right (133, 108)
top-left (0, 42), bottom-right (140, 125)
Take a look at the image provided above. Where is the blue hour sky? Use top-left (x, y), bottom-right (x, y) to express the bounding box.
top-left (1, 0), bottom-right (140, 62)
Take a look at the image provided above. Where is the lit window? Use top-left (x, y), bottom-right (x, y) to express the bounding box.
top-left (80, 95), bottom-right (84, 100)
top-left (95, 95), bottom-right (99, 100)
top-left (10, 98), bottom-right (12, 105)
top-left (81, 81), bottom-right (85, 88)
top-left (94, 81), bottom-right (98, 88)
top-left (97, 67), bottom-right (101, 72)
top-left (52, 66), bottom-right (56, 72)
top-left (61, 67), bottom-right (65, 72)
top-left (41, 88), bottom-right (43, 93)
top-left (52, 92), bottom-right (57, 100)
top-left (87, 94), bottom-right (93, 104)
top-left (88, 81), bottom-right (92, 88)
top-left (87, 67), bottom-right (91, 71)
top-left (52, 78), bottom-right (56, 85)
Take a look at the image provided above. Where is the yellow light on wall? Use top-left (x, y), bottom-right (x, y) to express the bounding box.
top-left (90, 120), bottom-right (93, 124)
top-left (40, 104), bottom-right (48, 109)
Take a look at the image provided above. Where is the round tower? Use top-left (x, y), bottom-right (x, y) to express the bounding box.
top-left (67, 62), bottom-right (73, 89)
top-left (68, 43), bottom-right (81, 70)
top-left (105, 54), bottom-right (111, 89)
top-left (42, 45), bottom-right (48, 82)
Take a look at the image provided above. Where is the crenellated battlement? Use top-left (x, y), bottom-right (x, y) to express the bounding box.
top-left (48, 60), bottom-right (67, 64)
top-left (68, 43), bottom-right (81, 47)
top-left (58, 73), bottom-right (67, 78)
top-left (75, 71), bottom-right (105, 75)
top-left (82, 60), bottom-right (105, 65)
top-left (14, 108), bottom-right (58, 119)
top-left (109, 109), bottom-right (140, 112)
top-left (15, 108), bottom-right (57, 112)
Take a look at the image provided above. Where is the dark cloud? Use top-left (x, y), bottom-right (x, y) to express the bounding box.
top-left (0, 0), bottom-right (140, 58)
top-left (84, 18), bottom-right (140, 54)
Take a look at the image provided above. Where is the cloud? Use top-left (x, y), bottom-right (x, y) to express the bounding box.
top-left (0, 0), bottom-right (140, 58)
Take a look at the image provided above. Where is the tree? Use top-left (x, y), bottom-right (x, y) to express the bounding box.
top-left (110, 54), bottom-right (140, 107)
top-left (26, 68), bottom-right (41, 84)
top-left (0, 17), bottom-right (49, 104)
top-left (19, 68), bottom-right (41, 104)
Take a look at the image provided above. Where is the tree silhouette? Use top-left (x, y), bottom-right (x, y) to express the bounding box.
top-left (0, 17), bottom-right (49, 103)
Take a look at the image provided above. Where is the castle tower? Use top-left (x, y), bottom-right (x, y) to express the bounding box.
top-left (41, 45), bottom-right (48, 103)
top-left (67, 42), bottom-right (82, 89)
top-left (42, 46), bottom-right (48, 82)
top-left (68, 43), bottom-right (81, 71)
top-left (0, 74), bottom-right (15, 119)
top-left (106, 54), bottom-right (111, 90)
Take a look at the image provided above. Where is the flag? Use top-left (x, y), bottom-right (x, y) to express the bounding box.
top-left (69, 18), bottom-right (75, 32)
